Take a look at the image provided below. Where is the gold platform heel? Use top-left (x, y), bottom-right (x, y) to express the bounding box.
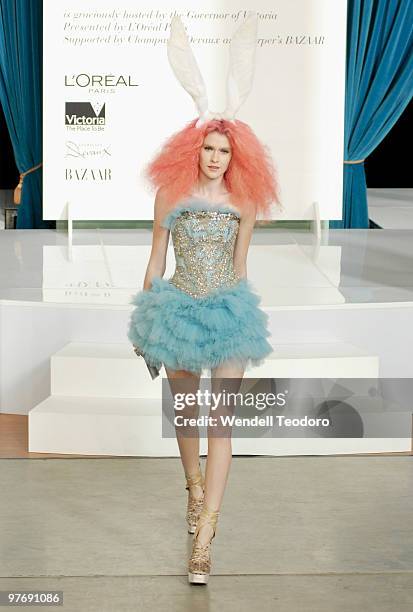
top-left (188, 505), bottom-right (220, 585)
top-left (185, 464), bottom-right (205, 534)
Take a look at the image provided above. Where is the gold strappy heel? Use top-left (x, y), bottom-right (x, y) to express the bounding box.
top-left (188, 505), bottom-right (220, 585)
top-left (185, 464), bottom-right (205, 534)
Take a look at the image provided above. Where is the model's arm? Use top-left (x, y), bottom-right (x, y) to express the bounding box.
top-left (142, 188), bottom-right (170, 290)
top-left (233, 207), bottom-right (256, 279)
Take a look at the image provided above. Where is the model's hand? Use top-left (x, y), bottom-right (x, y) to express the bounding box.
top-left (133, 343), bottom-right (144, 356)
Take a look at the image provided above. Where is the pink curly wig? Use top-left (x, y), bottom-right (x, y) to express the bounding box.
top-left (145, 118), bottom-right (282, 219)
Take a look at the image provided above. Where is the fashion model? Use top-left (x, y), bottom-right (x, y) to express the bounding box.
top-left (128, 13), bottom-right (282, 585)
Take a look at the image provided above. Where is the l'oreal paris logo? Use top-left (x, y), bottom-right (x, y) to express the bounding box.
top-left (65, 74), bottom-right (139, 87)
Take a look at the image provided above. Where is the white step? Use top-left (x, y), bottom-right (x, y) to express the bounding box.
top-left (51, 342), bottom-right (163, 399)
top-left (28, 395), bottom-right (409, 456)
top-left (28, 396), bottom-right (179, 456)
top-left (28, 340), bottom-right (382, 456)
top-left (50, 341), bottom-right (379, 400)
top-left (252, 342), bottom-right (379, 378)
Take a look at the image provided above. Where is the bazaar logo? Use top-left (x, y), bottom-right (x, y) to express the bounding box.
top-left (65, 168), bottom-right (112, 181)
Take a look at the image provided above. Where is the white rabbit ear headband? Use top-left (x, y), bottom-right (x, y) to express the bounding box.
top-left (167, 12), bottom-right (258, 128)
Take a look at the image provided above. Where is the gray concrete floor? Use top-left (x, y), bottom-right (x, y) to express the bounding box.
top-left (0, 456), bottom-right (412, 611)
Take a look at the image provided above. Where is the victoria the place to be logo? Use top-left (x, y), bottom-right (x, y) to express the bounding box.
top-left (65, 102), bottom-right (106, 127)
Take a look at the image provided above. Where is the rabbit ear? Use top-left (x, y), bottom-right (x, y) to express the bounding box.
top-left (167, 16), bottom-right (209, 116)
top-left (223, 13), bottom-right (258, 120)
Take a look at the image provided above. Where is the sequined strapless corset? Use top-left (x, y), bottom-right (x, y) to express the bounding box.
top-left (169, 209), bottom-right (241, 298)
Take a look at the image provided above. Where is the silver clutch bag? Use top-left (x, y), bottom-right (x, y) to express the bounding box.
top-left (133, 344), bottom-right (160, 380)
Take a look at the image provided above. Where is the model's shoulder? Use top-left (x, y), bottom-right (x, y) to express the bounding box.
top-left (153, 188), bottom-right (174, 230)
top-left (155, 186), bottom-right (168, 205)
top-left (233, 202), bottom-right (257, 222)
top-left (154, 187), bottom-right (170, 215)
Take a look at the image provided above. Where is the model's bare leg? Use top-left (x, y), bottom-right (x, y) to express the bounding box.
top-left (165, 366), bottom-right (203, 499)
top-left (196, 360), bottom-right (245, 545)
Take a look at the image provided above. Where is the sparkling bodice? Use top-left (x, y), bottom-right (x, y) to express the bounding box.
top-left (162, 202), bottom-right (241, 298)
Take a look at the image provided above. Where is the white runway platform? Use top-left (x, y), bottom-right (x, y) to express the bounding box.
top-left (0, 217), bottom-right (412, 456)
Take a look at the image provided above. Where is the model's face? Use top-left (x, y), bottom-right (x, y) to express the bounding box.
top-left (199, 131), bottom-right (232, 180)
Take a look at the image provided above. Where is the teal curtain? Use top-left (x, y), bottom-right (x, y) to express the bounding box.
top-left (331, 0), bottom-right (413, 229)
top-left (0, 0), bottom-right (53, 228)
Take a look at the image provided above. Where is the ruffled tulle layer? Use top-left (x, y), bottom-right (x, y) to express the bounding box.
top-left (127, 277), bottom-right (273, 374)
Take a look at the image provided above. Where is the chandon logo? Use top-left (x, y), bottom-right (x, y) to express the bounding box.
top-left (65, 102), bottom-right (105, 126)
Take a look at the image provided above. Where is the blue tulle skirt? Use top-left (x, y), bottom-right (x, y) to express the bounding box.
top-left (127, 277), bottom-right (273, 374)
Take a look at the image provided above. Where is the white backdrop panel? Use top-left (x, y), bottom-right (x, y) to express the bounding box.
top-left (43, 0), bottom-right (347, 221)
